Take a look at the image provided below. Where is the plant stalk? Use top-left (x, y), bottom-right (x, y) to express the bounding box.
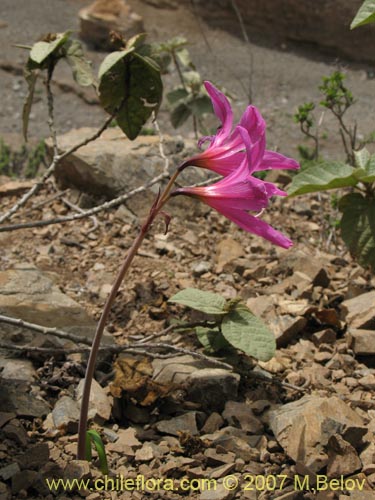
top-left (77, 169), bottom-right (180, 460)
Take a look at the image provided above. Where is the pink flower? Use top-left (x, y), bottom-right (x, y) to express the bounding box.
top-left (174, 140), bottom-right (293, 249)
top-left (181, 81), bottom-right (299, 176)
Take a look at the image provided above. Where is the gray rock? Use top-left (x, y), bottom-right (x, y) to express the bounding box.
top-left (64, 460), bottom-right (91, 481)
top-left (17, 443), bottom-right (50, 470)
top-left (0, 266), bottom-right (101, 342)
top-left (48, 128), bottom-right (209, 217)
top-left (0, 463), bottom-right (20, 481)
top-left (269, 396), bottom-right (366, 473)
top-left (341, 291), bottom-right (375, 330)
top-left (76, 378), bottom-right (112, 423)
top-left (222, 401), bottom-right (263, 434)
top-left (191, 261), bottom-right (212, 277)
top-left (52, 396), bottom-right (80, 433)
top-left (183, 0), bottom-right (374, 64)
top-left (3, 420), bottom-right (28, 446)
top-left (0, 358), bottom-right (36, 383)
top-left (201, 412), bottom-right (224, 434)
top-left (200, 482), bottom-right (236, 500)
top-left (0, 382), bottom-right (50, 418)
top-left (11, 470), bottom-right (39, 494)
top-left (152, 356), bottom-right (240, 412)
top-left (347, 329), bottom-right (375, 356)
top-left (156, 411), bottom-right (199, 436)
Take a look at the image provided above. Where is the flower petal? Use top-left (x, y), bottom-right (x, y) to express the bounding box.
top-left (237, 125), bottom-right (265, 172)
top-left (213, 205), bottom-right (293, 249)
top-left (204, 81), bottom-right (233, 141)
top-left (239, 105), bottom-right (266, 143)
top-left (257, 151), bottom-right (300, 171)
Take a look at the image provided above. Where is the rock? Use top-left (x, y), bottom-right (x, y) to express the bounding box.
top-left (3, 420), bottom-right (28, 446)
top-left (0, 481), bottom-right (10, 500)
top-left (64, 460), bottom-right (91, 481)
top-left (326, 434), bottom-right (361, 478)
top-left (269, 396), bottom-right (366, 473)
top-left (0, 266), bottom-right (101, 342)
top-left (204, 448), bottom-right (236, 466)
top-left (187, 369), bottom-right (240, 412)
top-left (17, 443), bottom-right (50, 470)
top-left (0, 358), bottom-right (36, 383)
top-left (347, 329), bottom-right (375, 356)
top-left (11, 470), bottom-right (38, 494)
top-left (79, 0), bottom-right (144, 50)
top-left (0, 382), bottom-right (50, 418)
top-left (152, 356), bottom-right (240, 412)
top-left (201, 412), bottom-right (224, 434)
top-left (200, 483), bottom-right (236, 500)
top-left (52, 396), bottom-right (80, 433)
top-left (192, 261), bottom-right (212, 277)
top-left (76, 378), bottom-right (112, 423)
top-left (222, 401), bottom-right (263, 434)
top-left (106, 427), bottom-right (141, 453)
top-left (277, 250), bottom-right (331, 288)
top-left (341, 291), bottom-right (375, 330)
top-left (0, 463), bottom-right (20, 481)
top-left (0, 180), bottom-right (33, 197)
top-left (312, 329), bottom-right (337, 346)
top-left (215, 238), bottom-right (244, 273)
top-left (48, 128), bottom-right (205, 217)
top-left (183, 0), bottom-right (374, 63)
top-left (134, 443), bottom-right (154, 462)
top-left (155, 412), bottom-right (199, 436)
top-left (270, 315), bottom-right (307, 347)
top-left (0, 412), bottom-right (15, 428)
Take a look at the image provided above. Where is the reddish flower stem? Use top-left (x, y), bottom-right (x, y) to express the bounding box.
top-left (77, 169), bottom-right (180, 460)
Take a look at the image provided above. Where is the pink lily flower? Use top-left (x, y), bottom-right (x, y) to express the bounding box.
top-left (182, 81), bottom-right (299, 176)
top-left (174, 125), bottom-right (295, 249)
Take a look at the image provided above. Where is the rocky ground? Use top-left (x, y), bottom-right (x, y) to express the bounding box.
top-left (0, 1), bottom-right (375, 500)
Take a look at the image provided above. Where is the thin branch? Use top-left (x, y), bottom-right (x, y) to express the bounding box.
top-left (0, 314), bottom-right (91, 345)
top-left (0, 115), bottom-right (113, 226)
top-left (62, 196), bottom-right (99, 234)
top-left (0, 169), bottom-right (171, 232)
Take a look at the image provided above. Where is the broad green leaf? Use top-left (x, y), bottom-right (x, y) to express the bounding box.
top-left (169, 288), bottom-right (227, 315)
top-left (22, 62), bottom-right (38, 141)
top-left (86, 429), bottom-right (109, 475)
top-left (29, 31), bottom-right (71, 65)
top-left (351, 0), bottom-right (375, 28)
top-left (339, 193), bottom-right (375, 271)
top-left (64, 40), bottom-right (94, 87)
top-left (170, 102), bottom-right (191, 128)
top-left (222, 304), bottom-right (276, 361)
top-left (354, 148), bottom-right (370, 169)
top-left (99, 51), bottom-right (162, 140)
top-left (359, 155), bottom-right (375, 183)
top-left (195, 327), bottom-right (231, 353)
top-left (167, 87), bottom-right (189, 105)
top-left (287, 161), bottom-right (358, 196)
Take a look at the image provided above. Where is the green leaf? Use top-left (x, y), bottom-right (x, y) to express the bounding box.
top-left (64, 40), bottom-right (94, 87)
top-left (169, 288), bottom-right (227, 315)
top-left (339, 193), bottom-right (375, 271)
top-left (357, 155), bottom-right (375, 183)
top-left (351, 0), bottom-right (375, 28)
top-left (86, 429), bottom-right (109, 475)
top-left (22, 62), bottom-right (39, 141)
top-left (170, 102), bottom-right (191, 128)
top-left (29, 31), bottom-right (71, 65)
top-left (188, 95), bottom-right (214, 117)
top-left (195, 327), bottom-right (231, 353)
top-left (98, 51), bottom-right (163, 140)
top-left (287, 161), bottom-right (358, 196)
top-left (126, 33), bottom-right (148, 50)
top-left (167, 87), bottom-right (189, 105)
top-left (221, 304), bottom-right (276, 361)
top-left (354, 148), bottom-right (370, 169)
top-left (176, 48), bottom-right (195, 69)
